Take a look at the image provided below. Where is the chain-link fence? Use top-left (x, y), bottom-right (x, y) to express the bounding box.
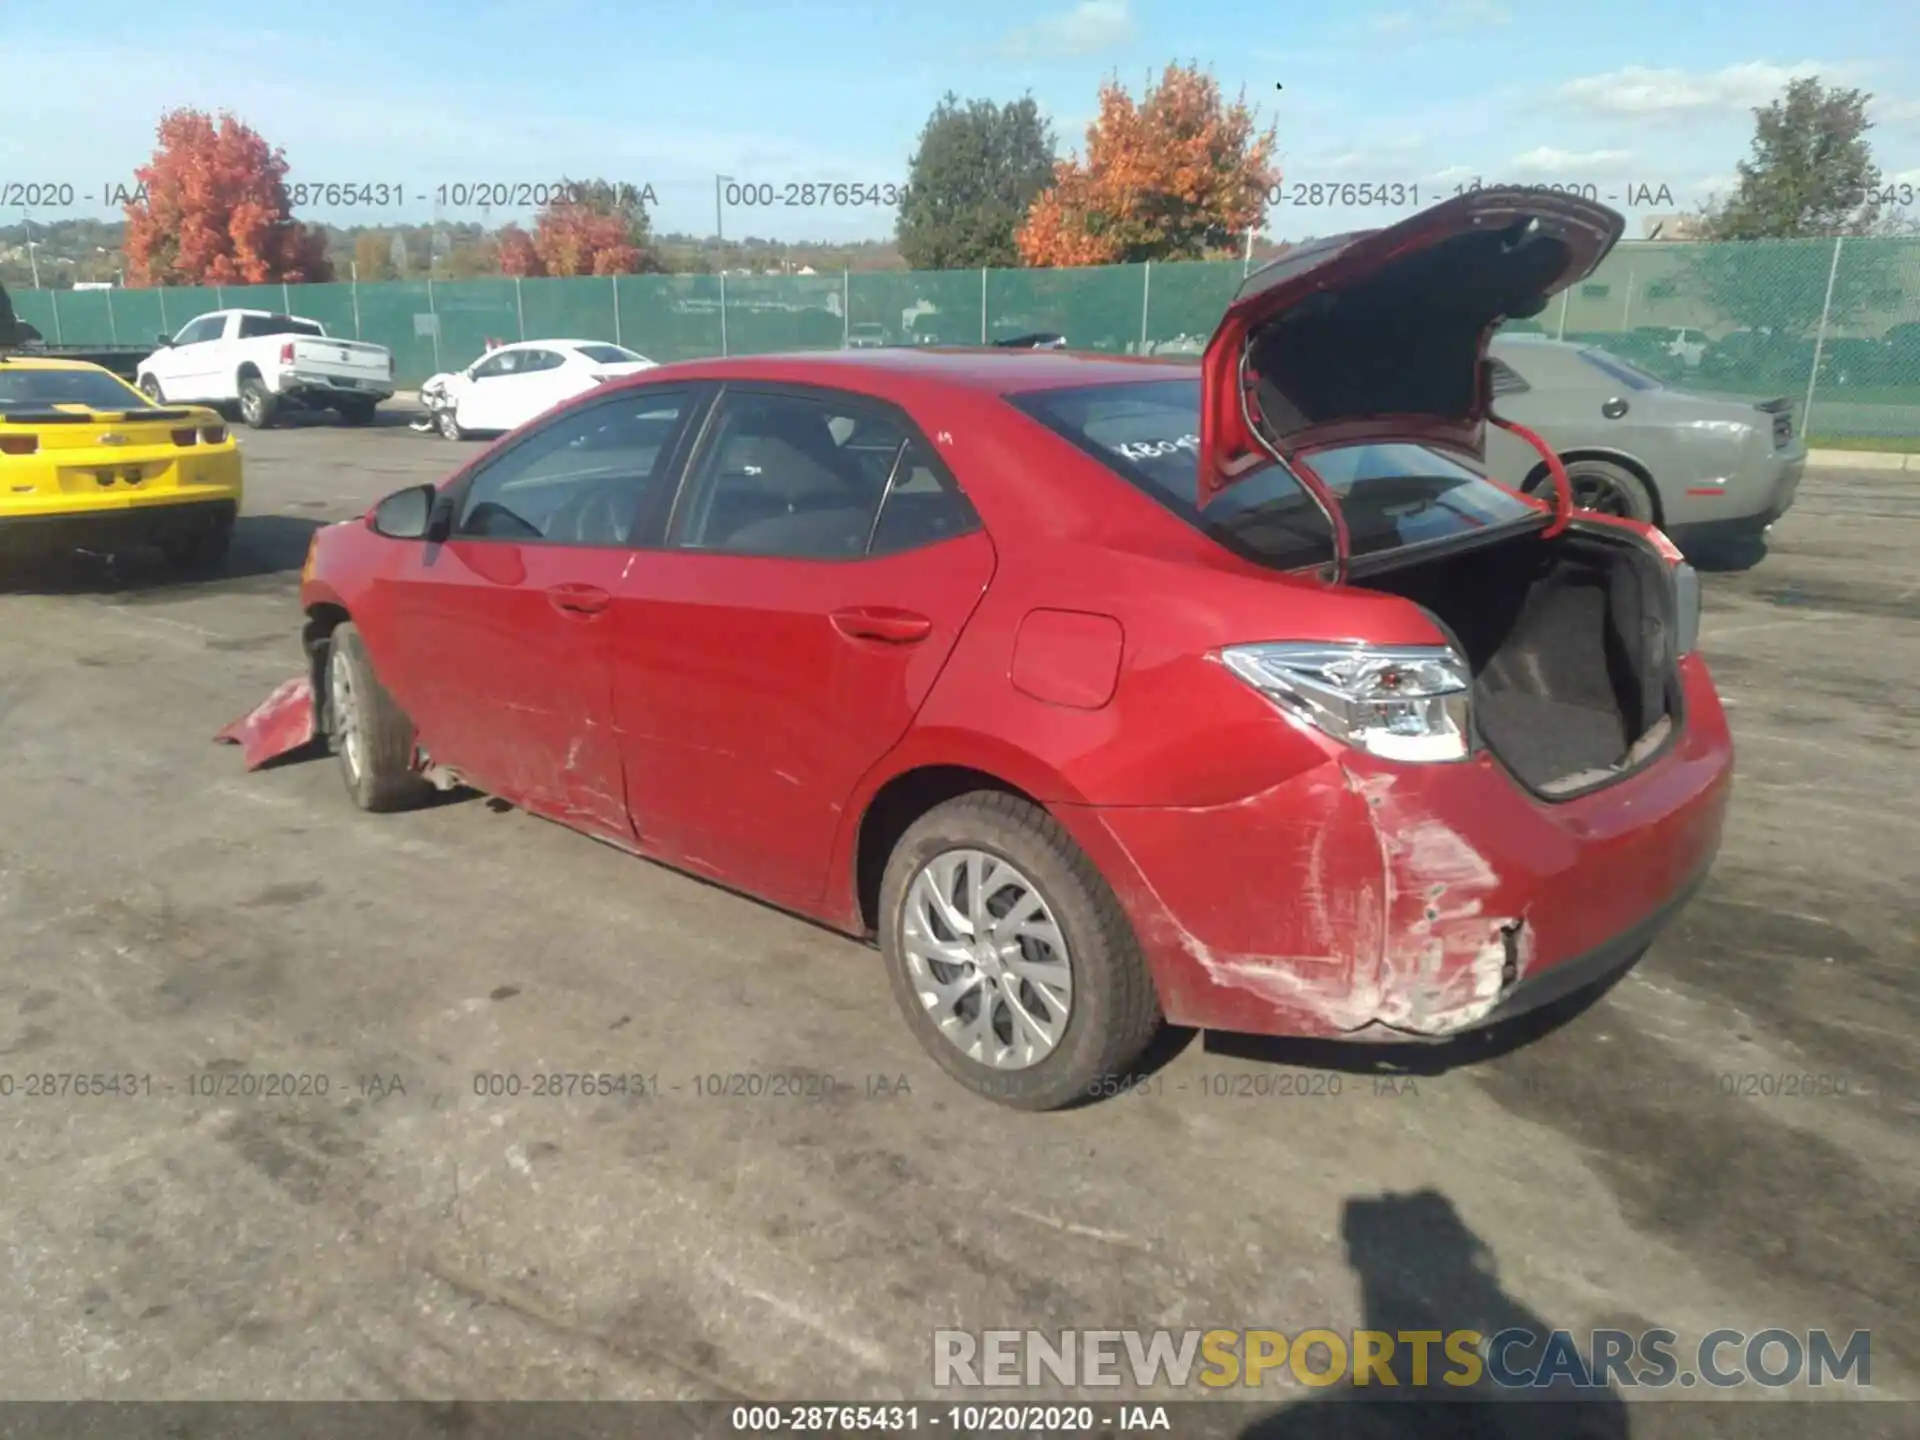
top-left (11, 238), bottom-right (1919, 438)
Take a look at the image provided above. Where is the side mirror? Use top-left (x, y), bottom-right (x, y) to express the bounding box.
top-left (155, 333), bottom-right (172, 346)
top-left (369, 483), bottom-right (439, 540)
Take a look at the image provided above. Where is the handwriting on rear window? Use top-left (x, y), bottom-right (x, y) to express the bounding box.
top-left (1113, 435), bottom-right (1200, 461)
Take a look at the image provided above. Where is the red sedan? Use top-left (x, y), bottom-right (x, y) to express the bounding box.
top-left (224, 190), bottom-right (1731, 1109)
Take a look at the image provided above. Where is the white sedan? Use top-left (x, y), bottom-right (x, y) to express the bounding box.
top-left (425, 339), bottom-right (657, 438)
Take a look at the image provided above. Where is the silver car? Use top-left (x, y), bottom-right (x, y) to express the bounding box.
top-left (1483, 334), bottom-right (1806, 562)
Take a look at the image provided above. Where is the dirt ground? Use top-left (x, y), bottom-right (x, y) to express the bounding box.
top-left (0, 411), bottom-right (1913, 1436)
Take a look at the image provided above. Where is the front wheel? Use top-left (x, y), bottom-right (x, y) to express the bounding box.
top-left (878, 792), bottom-right (1162, 1110)
top-left (325, 622), bottom-right (433, 812)
top-left (434, 407), bottom-right (465, 441)
top-left (136, 373), bottom-right (165, 403)
top-left (237, 375), bottom-right (279, 430)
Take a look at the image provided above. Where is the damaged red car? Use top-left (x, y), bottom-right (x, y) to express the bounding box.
top-left (225, 189), bottom-right (1730, 1109)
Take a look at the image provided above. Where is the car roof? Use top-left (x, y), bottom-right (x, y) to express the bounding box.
top-left (606, 347), bottom-right (1195, 400)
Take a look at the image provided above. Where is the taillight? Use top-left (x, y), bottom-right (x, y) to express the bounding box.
top-left (1220, 643), bottom-right (1474, 762)
top-left (201, 425), bottom-right (227, 444)
top-left (0, 434), bottom-right (37, 456)
top-left (171, 427), bottom-right (198, 446)
top-left (279, 341), bottom-right (294, 364)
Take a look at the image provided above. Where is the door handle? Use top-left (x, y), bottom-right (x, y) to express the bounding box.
top-left (547, 583), bottom-right (610, 616)
top-left (830, 606), bottom-right (933, 643)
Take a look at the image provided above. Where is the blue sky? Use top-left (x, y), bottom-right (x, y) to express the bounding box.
top-left (2, 0), bottom-right (1916, 244)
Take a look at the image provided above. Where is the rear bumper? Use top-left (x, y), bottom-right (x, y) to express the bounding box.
top-left (0, 498), bottom-right (236, 556)
top-left (1054, 656), bottom-right (1732, 1041)
top-left (1667, 449), bottom-right (1804, 543)
top-left (277, 370), bottom-right (393, 403)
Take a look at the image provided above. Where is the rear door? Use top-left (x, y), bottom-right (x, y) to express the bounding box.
top-left (366, 383), bottom-right (708, 837)
top-left (603, 384), bottom-right (993, 905)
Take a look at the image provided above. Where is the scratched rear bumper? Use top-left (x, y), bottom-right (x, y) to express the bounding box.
top-left (1054, 657), bottom-right (1733, 1041)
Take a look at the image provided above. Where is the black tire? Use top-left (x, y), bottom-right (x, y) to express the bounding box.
top-left (336, 398), bottom-right (378, 425)
top-left (435, 407), bottom-right (465, 441)
top-left (158, 513), bottom-right (233, 572)
top-left (324, 622), bottom-right (432, 812)
top-left (1541, 457), bottom-right (1657, 523)
top-left (136, 373), bottom-right (165, 403)
top-left (237, 374), bottom-right (278, 430)
top-left (878, 791), bottom-right (1163, 1110)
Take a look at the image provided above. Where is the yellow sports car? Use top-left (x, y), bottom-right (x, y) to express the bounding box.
top-left (0, 355), bottom-right (241, 568)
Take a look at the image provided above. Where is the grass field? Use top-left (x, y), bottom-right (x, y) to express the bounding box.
top-left (1807, 434), bottom-right (1920, 453)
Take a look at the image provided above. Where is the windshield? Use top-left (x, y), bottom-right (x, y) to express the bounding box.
top-left (1580, 346), bottom-right (1664, 391)
top-left (575, 344), bottom-right (643, 364)
top-left (0, 366), bottom-right (154, 411)
top-left (1008, 379), bottom-right (1540, 570)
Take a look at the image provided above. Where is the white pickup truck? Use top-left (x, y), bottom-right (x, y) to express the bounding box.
top-left (136, 309), bottom-right (395, 429)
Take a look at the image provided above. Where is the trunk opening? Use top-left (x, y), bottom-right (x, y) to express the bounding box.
top-left (1357, 526), bottom-right (1679, 795)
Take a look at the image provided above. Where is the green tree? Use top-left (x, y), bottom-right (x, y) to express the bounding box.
top-left (1703, 77), bottom-right (1882, 239)
top-left (1684, 77), bottom-right (1901, 344)
top-left (898, 94), bottom-right (1056, 270)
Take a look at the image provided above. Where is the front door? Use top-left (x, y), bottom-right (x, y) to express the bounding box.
top-left (366, 384), bottom-right (705, 838)
top-left (604, 384), bottom-right (993, 905)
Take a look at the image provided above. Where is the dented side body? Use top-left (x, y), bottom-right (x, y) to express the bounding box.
top-left (1050, 650), bottom-right (1730, 1039)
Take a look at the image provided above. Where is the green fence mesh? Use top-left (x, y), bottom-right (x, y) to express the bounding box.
top-left (11, 239), bottom-right (1920, 437)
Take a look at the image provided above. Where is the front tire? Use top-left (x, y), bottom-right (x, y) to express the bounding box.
top-left (237, 375), bottom-right (279, 430)
top-left (325, 622), bottom-right (432, 812)
top-left (878, 792), bottom-right (1162, 1110)
top-left (435, 407), bottom-right (465, 441)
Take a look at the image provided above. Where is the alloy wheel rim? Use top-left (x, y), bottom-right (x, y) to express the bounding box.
top-left (901, 848), bottom-right (1074, 1070)
top-left (242, 388), bottom-right (261, 422)
top-left (437, 410), bottom-right (460, 439)
top-left (329, 647), bottom-right (363, 779)
top-left (1570, 472), bottom-right (1633, 517)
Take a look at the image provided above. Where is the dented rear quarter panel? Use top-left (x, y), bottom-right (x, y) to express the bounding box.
top-left (1055, 654), bottom-right (1733, 1038)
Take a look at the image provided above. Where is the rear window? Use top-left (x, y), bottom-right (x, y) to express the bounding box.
top-left (237, 314), bottom-right (324, 339)
top-left (1007, 379), bottom-right (1538, 570)
top-left (0, 367), bottom-right (152, 411)
top-left (574, 344), bottom-right (642, 364)
top-left (1580, 347), bottom-right (1664, 391)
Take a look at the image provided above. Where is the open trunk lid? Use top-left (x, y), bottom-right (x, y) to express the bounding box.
top-left (1198, 189), bottom-right (1625, 570)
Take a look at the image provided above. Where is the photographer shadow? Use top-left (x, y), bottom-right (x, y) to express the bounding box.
top-left (1241, 1189), bottom-right (1629, 1439)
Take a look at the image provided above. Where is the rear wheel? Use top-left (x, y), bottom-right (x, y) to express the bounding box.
top-left (325, 622), bottom-right (432, 812)
top-left (878, 792), bottom-right (1162, 1110)
top-left (1546, 458), bottom-right (1657, 523)
top-left (237, 375), bottom-right (278, 430)
top-left (336, 398), bottom-right (377, 425)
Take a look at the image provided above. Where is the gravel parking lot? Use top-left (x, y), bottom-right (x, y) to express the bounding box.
top-left (0, 411), bottom-right (1914, 1432)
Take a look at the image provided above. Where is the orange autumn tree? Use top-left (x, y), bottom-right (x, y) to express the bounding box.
top-left (1017, 64), bottom-right (1278, 266)
top-left (497, 179), bottom-right (658, 277)
top-left (123, 108), bottom-right (331, 286)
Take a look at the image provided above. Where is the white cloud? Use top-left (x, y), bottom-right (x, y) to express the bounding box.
top-left (1505, 146), bottom-right (1634, 176)
top-left (994, 0), bottom-right (1137, 60)
top-left (1892, 167), bottom-right (1920, 187)
top-left (1872, 97), bottom-right (1920, 126)
top-left (1429, 164), bottom-right (1479, 184)
top-left (1555, 61), bottom-right (1854, 118)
